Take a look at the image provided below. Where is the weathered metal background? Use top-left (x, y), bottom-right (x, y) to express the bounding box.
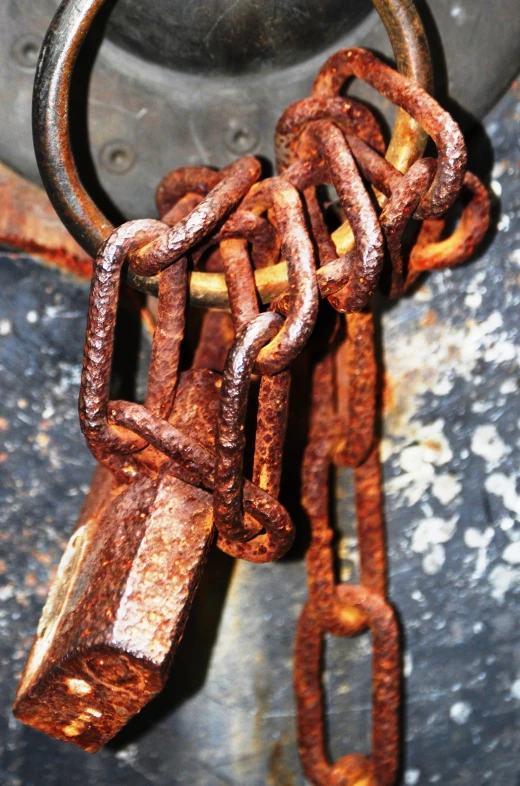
top-left (1, 0), bottom-right (519, 222)
top-left (0, 81), bottom-right (519, 786)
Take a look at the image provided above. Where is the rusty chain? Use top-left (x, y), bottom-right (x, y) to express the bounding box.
top-left (72, 44), bottom-right (489, 779)
top-left (16, 0), bottom-right (493, 780)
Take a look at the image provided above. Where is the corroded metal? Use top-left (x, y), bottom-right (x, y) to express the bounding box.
top-left (18, 3), bottom-right (495, 780)
top-left (13, 465), bottom-right (214, 752)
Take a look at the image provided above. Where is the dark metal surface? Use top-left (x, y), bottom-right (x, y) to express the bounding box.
top-left (0, 0), bottom-right (518, 224)
top-left (106, 0), bottom-right (372, 75)
top-left (1, 79), bottom-right (519, 784)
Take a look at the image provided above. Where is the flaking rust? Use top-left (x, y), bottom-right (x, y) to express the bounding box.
top-left (13, 465), bottom-right (214, 752)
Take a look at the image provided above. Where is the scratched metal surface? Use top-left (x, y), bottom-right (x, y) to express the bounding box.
top-left (0, 83), bottom-right (519, 785)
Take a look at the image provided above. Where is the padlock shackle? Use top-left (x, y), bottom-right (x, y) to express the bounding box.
top-left (33, 0), bottom-right (432, 305)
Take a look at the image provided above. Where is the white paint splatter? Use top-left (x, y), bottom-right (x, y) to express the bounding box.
top-left (412, 516), bottom-right (458, 575)
top-left (500, 378), bottom-right (517, 395)
top-left (465, 291), bottom-right (482, 310)
top-left (404, 769), bottom-right (421, 785)
top-left (387, 421), bottom-right (455, 506)
top-left (511, 679), bottom-right (520, 700)
top-left (431, 376), bottom-right (453, 396)
top-left (412, 516), bottom-right (459, 553)
top-left (383, 309), bottom-right (518, 508)
top-left (492, 160), bottom-right (506, 179)
top-left (404, 652), bottom-right (413, 678)
top-left (0, 585), bottom-right (14, 601)
top-left (432, 474), bottom-right (462, 505)
top-left (422, 544), bottom-right (446, 575)
top-left (471, 425), bottom-right (510, 464)
top-left (485, 473), bottom-right (520, 517)
top-left (498, 213), bottom-right (511, 232)
top-left (450, 701), bottom-right (472, 724)
top-left (450, 5), bottom-right (468, 24)
top-left (464, 527), bottom-right (494, 549)
top-left (115, 743), bottom-right (139, 766)
top-left (414, 286), bottom-right (432, 302)
top-left (26, 310), bottom-right (38, 324)
top-left (464, 527), bottom-right (494, 579)
top-left (503, 542), bottom-right (520, 565)
top-left (488, 564), bottom-right (520, 603)
top-left (472, 400), bottom-right (493, 414)
top-left (417, 420), bottom-right (453, 465)
top-left (500, 517), bottom-right (515, 532)
top-left (490, 180), bottom-right (502, 197)
top-left (484, 338), bottom-right (517, 364)
top-left (0, 319), bottom-right (11, 336)
top-left (508, 248), bottom-right (520, 266)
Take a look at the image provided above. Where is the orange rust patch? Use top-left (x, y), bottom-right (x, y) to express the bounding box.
top-left (419, 308), bottom-right (437, 327)
top-left (382, 372), bottom-right (396, 413)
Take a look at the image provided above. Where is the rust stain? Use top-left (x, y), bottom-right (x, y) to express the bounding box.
top-left (0, 162), bottom-right (92, 280)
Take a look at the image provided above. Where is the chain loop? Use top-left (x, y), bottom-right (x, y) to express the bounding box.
top-left (127, 157), bottom-right (262, 278)
top-left (312, 47), bottom-right (467, 219)
top-left (295, 585), bottom-right (400, 786)
top-left (213, 312), bottom-right (285, 541)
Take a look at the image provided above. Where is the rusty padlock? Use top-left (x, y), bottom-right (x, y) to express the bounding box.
top-left (12, 350), bottom-right (227, 753)
top-left (13, 463), bottom-right (214, 752)
top-left (14, 222), bottom-right (222, 751)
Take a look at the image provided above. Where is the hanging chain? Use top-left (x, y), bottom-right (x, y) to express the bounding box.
top-left (17, 0), bottom-right (493, 773)
top-left (71, 45), bottom-right (490, 781)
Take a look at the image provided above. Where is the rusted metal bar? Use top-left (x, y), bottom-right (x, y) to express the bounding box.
top-left (300, 120), bottom-right (384, 311)
top-left (408, 171), bottom-right (491, 276)
top-left (213, 312), bottom-right (284, 541)
top-left (332, 310), bottom-right (376, 468)
top-left (253, 371), bottom-right (291, 499)
top-left (144, 259), bottom-right (188, 418)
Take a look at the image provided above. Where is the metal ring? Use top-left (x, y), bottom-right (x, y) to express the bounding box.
top-left (34, 0), bottom-right (432, 306)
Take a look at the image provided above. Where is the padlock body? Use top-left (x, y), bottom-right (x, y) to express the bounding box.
top-left (14, 466), bottom-right (213, 752)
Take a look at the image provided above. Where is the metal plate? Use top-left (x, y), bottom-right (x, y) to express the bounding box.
top-left (0, 79), bottom-right (519, 784)
top-left (0, 0), bottom-right (519, 223)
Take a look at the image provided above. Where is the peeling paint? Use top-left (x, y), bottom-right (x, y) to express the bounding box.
top-left (502, 541), bottom-right (520, 564)
top-left (464, 527), bottom-right (494, 579)
top-left (449, 701), bottom-right (472, 724)
top-left (511, 679), bottom-right (520, 700)
top-left (485, 473), bottom-right (520, 517)
top-left (411, 516), bottom-right (458, 575)
top-left (488, 564), bottom-right (520, 603)
top-left (471, 424), bottom-right (510, 464)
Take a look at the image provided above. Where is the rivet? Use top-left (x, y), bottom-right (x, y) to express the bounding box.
top-left (100, 141), bottom-right (136, 175)
top-left (12, 34), bottom-right (42, 70)
top-left (225, 121), bottom-right (260, 155)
